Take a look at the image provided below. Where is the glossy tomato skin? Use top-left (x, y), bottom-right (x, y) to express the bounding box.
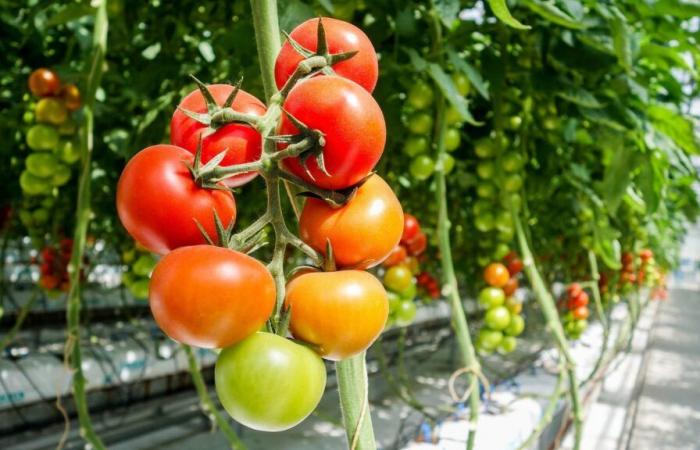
top-left (275, 17), bottom-right (378, 93)
top-left (503, 277), bottom-right (518, 296)
top-left (401, 214), bottom-right (420, 244)
top-left (406, 231), bottom-right (427, 256)
top-left (299, 174), bottom-right (403, 269)
top-left (382, 245), bottom-right (407, 267)
top-left (484, 262), bottom-right (510, 288)
top-left (170, 85), bottom-right (266, 187)
top-left (28, 68), bottom-right (61, 97)
top-left (279, 76), bottom-right (386, 190)
top-left (286, 270), bottom-right (388, 360)
top-left (149, 246), bottom-right (275, 348)
top-left (116, 145), bottom-right (236, 254)
top-left (215, 332), bottom-right (326, 431)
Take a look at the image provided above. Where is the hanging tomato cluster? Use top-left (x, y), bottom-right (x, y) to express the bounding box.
top-left (561, 283), bottom-right (590, 340)
top-left (116, 17), bottom-right (402, 432)
top-left (618, 251), bottom-right (638, 294)
top-left (475, 254), bottom-right (525, 354)
top-left (36, 238), bottom-right (79, 294)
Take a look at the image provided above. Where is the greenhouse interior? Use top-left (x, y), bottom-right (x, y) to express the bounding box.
top-left (2, 1), bottom-right (700, 449)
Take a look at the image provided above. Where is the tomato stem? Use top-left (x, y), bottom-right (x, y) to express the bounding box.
top-left (580, 251), bottom-right (610, 386)
top-left (335, 353), bottom-right (377, 450)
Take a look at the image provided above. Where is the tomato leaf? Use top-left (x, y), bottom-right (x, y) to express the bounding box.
top-left (522, 0), bottom-right (588, 29)
top-left (447, 49), bottom-right (490, 100)
top-left (556, 86), bottom-right (603, 109)
top-left (601, 145), bottom-right (638, 213)
top-left (486, 0), bottom-right (531, 30)
top-left (648, 104), bottom-right (700, 155)
top-left (427, 63), bottom-right (482, 126)
top-left (405, 49), bottom-right (428, 72)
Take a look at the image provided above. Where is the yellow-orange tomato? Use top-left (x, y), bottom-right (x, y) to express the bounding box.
top-left (299, 174), bottom-right (403, 269)
top-left (149, 246), bottom-right (275, 348)
top-left (61, 83), bottom-right (82, 110)
top-left (285, 270), bottom-right (388, 360)
top-left (484, 262), bottom-right (510, 287)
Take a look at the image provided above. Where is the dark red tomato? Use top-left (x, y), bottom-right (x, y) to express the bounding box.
top-left (150, 246), bottom-right (275, 349)
top-left (406, 231), bottom-right (427, 256)
top-left (278, 76), bottom-right (386, 190)
top-left (274, 17), bottom-right (378, 93)
top-left (566, 283), bottom-right (582, 299)
top-left (171, 84), bottom-right (266, 187)
top-left (116, 145), bottom-right (237, 255)
top-left (401, 214), bottom-right (421, 244)
top-left (28, 68), bottom-right (61, 97)
top-left (507, 257), bottom-right (523, 276)
top-left (502, 251), bottom-right (517, 265)
top-left (572, 306), bottom-right (589, 320)
top-left (621, 251), bottom-right (634, 266)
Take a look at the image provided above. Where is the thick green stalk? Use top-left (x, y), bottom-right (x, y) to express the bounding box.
top-left (62, 2), bottom-right (108, 449)
top-left (582, 251), bottom-right (610, 386)
top-left (0, 290), bottom-right (39, 350)
top-left (250, 0), bottom-right (281, 102)
top-left (183, 345), bottom-right (246, 450)
top-left (336, 353), bottom-right (376, 450)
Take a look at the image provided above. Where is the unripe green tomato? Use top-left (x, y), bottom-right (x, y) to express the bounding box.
top-left (387, 291), bottom-right (402, 312)
top-left (58, 119), bottom-right (78, 136)
top-left (403, 135), bottom-right (429, 157)
top-left (26, 124), bottom-right (59, 151)
top-left (128, 279), bottom-right (150, 299)
top-left (133, 254), bottom-right (157, 277)
top-left (498, 225), bottom-right (515, 243)
top-left (26, 153), bottom-right (58, 178)
top-left (407, 81), bottom-right (434, 110)
top-left (477, 255), bottom-right (491, 267)
top-left (495, 210), bottom-right (513, 233)
top-left (20, 171), bottom-right (52, 195)
top-left (493, 243), bottom-right (510, 260)
top-left (476, 182), bottom-right (496, 199)
top-left (477, 328), bottom-right (503, 352)
top-left (51, 163), bottom-right (71, 187)
top-left (474, 212), bottom-right (495, 232)
top-left (32, 208), bottom-right (50, 225)
top-left (501, 192), bottom-right (522, 211)
top-left (472, 200), bottom-right (491, 216)
top-left (474, 139), bottom-right (497, 158)
top-left (395, 299), bottom-right (417, 326)
top-left (23, 111), bottom-right (34, 123)
top-left (56, 140), bottom-right (81, 164)
top-left (445, 106), bottom-right (463, 125)
top-left (505, 314), bottom-right (525, 337)
top-left (406, 112), bottom-right (433, 134)
top-left (442, 154), bottom-right (455, 174)
top-left (399, 280), bottom-right (417, 300)
top-left (444, 128), bottom-right (461, 152)
top-left (565, 320), bottom-right (578, 337)
top-left (500, 152), bottom-right (524, 173)
top-left (484, 306), bottom-right (511, 331)
top-left (477, 237), bottom-right (494, 249)
top-left (478, 287), bottom-right (505, 309)
top-left (498, 336), bottom-right (517, 354)
top-left (503, 174), bottom-right (523, 193)
top-left (451, 72), bottom-right (471, 96)
top-left (507, 116), bottom-right (522, 130)
top-left (35, 98), bottom-right (68, 126)
top-left (384, 265), bottom-right (413, 293)
top-left (574, 319), bottom-right (588, 334)
top-left (410, 155), bottom-right (435, 181)
top-left (476, 160), bottom-right (495, 179)
top-left (543, 116), bottom-right (558, 130)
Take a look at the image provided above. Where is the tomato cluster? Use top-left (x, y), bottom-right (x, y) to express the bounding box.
top-left (561, 283), bottom-right (590, 340)
top-left (19, 68), bottom-right (82, 238)
top-left (476, 254), bottom-right (525, 354)
top-left (37, 239), bottom-right (75, 294)
top-left (120, 243), bottom-right (157, 300)
top-left (381, 214), bottom-right (439, 327)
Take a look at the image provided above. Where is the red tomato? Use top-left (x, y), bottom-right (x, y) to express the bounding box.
top-left (149, 246), bottom-right (275, 348)
top-left (639, 249), bottom-right (653, 262)
top-left (116, 145), bottom-right (237, 255)
top-left (484, 263), bottom-right (510, 288)
top-left (170, 84), bottom-right (266, 187)
top-left (503, 277), bottom-right (518, 296)
top-left (507, 258), bottom-right (524, 276)
top-left (401, 214), bottom-right (421, 244)
top-left (568, 291), bottom-right (589, 309)
top-left (502, 251), bottom-right (518, 265)
top-left (286, 270), bottom-right (388, 360)
top-left (28, 68), bottom-right (61, 97)
top-left (279, 76), bottom-right (386, 190)
top-left (621, 251), bottom-right (633, 266)
top-left (566, 283), bottom-right (582, 299)
top-left (299, 174), bottom-right (403, 269)
top-left (382, 245), bottom-right (407, 267)
top-left (406, 231), bottom-right (427, 256)
top-left (275, 17), bottom-right (378, 93)
top-left (572, 306), bottom-right (589, 320)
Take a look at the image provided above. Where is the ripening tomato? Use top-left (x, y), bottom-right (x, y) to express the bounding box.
top-left (566, 283), bottom-right (582, 299)
top-left (299, 174), bottom-right (403, 269)
top-left (286, 270), bottom-right (387, 360)
top-left (383, 245), bottom-right (407, 267)
top-left (384, 265), bottom-right (413, 293)
top-left (60, 83), bottom-right (82, 110)
top-left (568, 291), bottom-right (589, 309)
top-left (572, 306), bottom-right (589, 320)
top-left (621, 252), bottom-right (634, 266)
top-left (639, 249), bottom-right (653, 262)
top-left (503, 277), bottom-right (518, 296)
top-left (505, 296), bottom-right (522, 315)
top-left (279, 76), bottom-right (385, 190)
top-left (275, 17), bottom-right (378, 93)
top-left (149, 246), bottom-right (274, 348)
top-left (401, 214), bottom-right (421, 244)
top-left (507, 257), bottom-right (524, 276)
top-left (116, 145), bottom-right (237, 254)
top-left (171, 84), bottom-right (266, 187)
top-left (35, 98), bottom-right (68, 125)
top-left (28, 68), bottom-right (61, 97)
top-left (484, 263), bottom-right (510, 288)
top-left (215, 332), bottom-right (326, 432)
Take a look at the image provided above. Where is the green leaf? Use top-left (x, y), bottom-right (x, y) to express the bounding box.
top-left (609, 7), bottom-right (633, 72)
top-left (435, 0), bottom-right (461, 28)
top-left (486, 0), bottom-right (531, 30)
top-left (556, 86), bottom-right (603, 108)
top-left (601, 145), bottom-right (638, 213)
top-left (648, 104), bottom-right (700, 155)
top-left (579, 107), bottom-right (626, 131)
top-left (45, 4), bottom-right (95, 27)
top-left (405, 48), bottom-right (428, 72)
top-left (447, 49), bottom-right (490, 100)
top-left (427, 63), bottom-right (482, 126)
top-left (522, 0), bottom-right (587, 29)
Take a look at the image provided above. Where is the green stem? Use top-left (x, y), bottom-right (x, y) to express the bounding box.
top-left (183, 345), bottom-right (246, 450)
top-left (582, 251), bottom-right (610, 386)
top-left (250, 0), bottom-right (281, 102)
top-left (336, 353), bottom-right (376, 450)
top-left (62, 3), bottom-right (109, 450)
top-left (0, 290), bottom-right (39, 350)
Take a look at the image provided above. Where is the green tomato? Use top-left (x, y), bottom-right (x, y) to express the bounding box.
top-left (384, 265), bottom-right (413, 293)
top-left (507, 116), bottom-right (522, 130)
top-left (215, 332), bottom-right (326, 432)
top-left (503, 174), bottom-right (523, 193)
top-left (51, 164), bottom-right (72, 187)
top-left (128, 279), bottom-right (150, 299)
top-left (472, 200), bottom-right (491, 216)
top-left (495, 210), bottom-right (513, 233)
top-left (444, 128), bottom-right (461, 152)
top-left (445, 106), bottom-right (463, 125)
top-left (451, 72), bottom-right (471, 96)
top-left (478, 287), bottom-right (505, 309)
top-left (58, 119), bottom-right (78, 136)
top-left (565, 320), bottom-right (578, 337)
top-left (498, 225), bottom-right (515, 243)
top-left (493, 243), bottom-right (510, 260)
top-left (442, 154), bottom-right (455, 174)
top-left (26, 153), bottom-right (58, 178)
top-left (133, 254), bottom-right (157, 277)
top-left (19, 171), bottom-right (52, 195)
top-left (574, 319), bottom-right (588, 334)
top-left (500, 192), bottom-right (522, 211)
top-left (23, 111), bottom-right (34, 124)
top-left (56, 140), bottom-right (81, 164)
top-left (476, 160), bottom-right (496, 179)
top-left (477, 328), bottom-right (503, 352)
top-left (403, 135), bottom-right (429, 157)
top-left (26, 125), bottom-right (59, 151)
top-left (500, 152), bottom-right (524, 173)
top-left (484, 306), bottom-right (511, 331)
top-left (474, 139), bottom-right (496, 158)
top-left (387, 291), bottom-right (402, 312)
top-left (395, 299), bottom-right (417, 326)
top-left (543, 116), bottom-right (558, 130)
top-left (474, 211), bottom-right (495, 232)
top-left (35, 98), bottom-right (68, 126)
top-left (476, 182), bottom-right (496, 199)
top-left (477, 255), bottom-right (491, 267)
top-left (406, 112), bottom-right (433, 134)
top-left (505, 314), bottom-right (525, 337)
top-left (407, 81), bottom-right (434, 110)
top-left (400, 280), bottom-right (417, 299)
top-left (410, 155), bottom-right (435, 181)
top-left (498, 336), bottom-right (517, 354)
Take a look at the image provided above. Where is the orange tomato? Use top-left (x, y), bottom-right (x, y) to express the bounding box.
top-left (572, 306), bottom-right (589, 320)
top-left (299, 174), bottom-right (403, 269)
top-left (503, 277), bottom-right (518, 296)
top-left (61, 83), bottom-right (82, 110)
top-left (285, 270), bottom-right (388, 361)
top-left (484, 262), bottom-right (510, 288)
top-left (382, 245), bottom-right (407, 267)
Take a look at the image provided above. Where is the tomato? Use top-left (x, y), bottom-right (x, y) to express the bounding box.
top-left (621, 251), bottom-right (633, 266)
top-left (116, 145), bottom-right (237, 254)
top-left (498, 336), bottom-right (517, 353)
top-left (383, 245), bottom-right (407, 267)
top-left (60, 83), bottom-right (82, 110)
top-left (395, 299), bottom-right (417, 326)
top-left (639, 249), bottom-right (653, 262)
top-left (404, 256), bottom-right (420, 275)
top-left (401, 214), bottom-right (421, 244)
top-left (216, 332), bottom-right (326, 431)
top-left (407, 81), bottom-right (434, 110)
top-left (52, 163), bottom-right (71, 187)
top-left (505, 314), bottom-right (525, 337)
top-left (56, 140), bottom-right (81, 164)
top-left (500, 152), bottom-right (524, 172)
top-left (476, 160), bottom-right (495, 179)
top-left (28, 68), bottom-right (61, 97)
top-left (133, 254), bottom-right (157, 277)
top-left (484, 306), bottom-right (511, 331)
top-left (472, 200), bottom-right (491, 216)
top-left (444, 128), bottom-right (461, 151)
top-left (384, 265), bottom-right (413, 293)
top-left (275, 17), bottom-right (378, 93)
top-left (406, 112), bottom-right (433, 134)
top-left (477, 329), bottom-right (503, 352)
top-left (26, 153), bottom-right (58, 178)
top-left (484, 262), bottom-right (510, 287)
top-left (476, 182), bottom-right (496, 199)
top-left (566, 283), bottom-right (582, 299)
top-left (410, 155), bottom-right (435, 181)
top-left (128, 279), bottom-right (150, 299)
top-left (572, 306), bottom-right (589, 320)
top-left (20, 171), bottom-right (52, 195)
top-left (474, 212), bottom-right (495, 232)
top-left (442, 154), bottom-right (456, 174)
top-left (451, 72), bottom-right (471, 96)
top-left (503, 277), bottom-right (518, 296)
top-left (299, 174), bottom-right (402, 269)
top-left (507, 257), bottom-right (523, 276)
top-left (403, 135), bottom-right (429, 157)
top-left (150, 246), bottom-right (274, 348)
top-left (574, 319), bottom-right (588, 334)
top-left (478, 287), bottom-right (505, 309)
top-left (279, 76), bottom-right (385, 190)
top-left (26, 124), bottom-right (59, 151)
top-left (569, 290), bottom-right (589, 309)
top-left (387, 291), bottom-right (402, 311)
top-left (446, 106), bottom-right (463, 125)
top-left (503, 251), bottom-right (518, 265)
top-left (503, 174), bottom-right (523, 192)
top-left (507, 116), bottom-right (523, 130)
top-left (286, 270), bottom-right (387, 360)
top-left (400, 280), bottom-right (417, 299)
top-left (171, 84), bottom-right (266, 187)
top-left (405, 231), bottom-right (427, 256)
top-left (493, 243), bottom-right (510, 261)
top-left (505, 296), bottom-right (522, 315)
top-left (58, 118), bottom-right (77, 136)
top-left (474, 139), bottom-right (497, 158)
top-left (36, 98), bottom-right (68, 125)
